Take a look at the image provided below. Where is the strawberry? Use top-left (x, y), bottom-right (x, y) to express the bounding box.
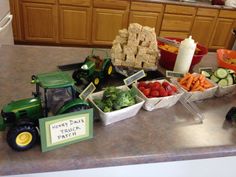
top-left (159, 87), bottom-right (168, 97)
top-left (151, 82), bottom-right (161, 90)
top-left (142, 88), bottom-right (151, 97)
top-left (138, 86), bottom-right (146, 92)
top-left (150, 90), bottom-right (160, 97)
top-left (162, 81), bottom-right (170, 88)
top-left (171, 85), bottom-right (177, 92)
top-left (138, 81), bottom-right (147, 88)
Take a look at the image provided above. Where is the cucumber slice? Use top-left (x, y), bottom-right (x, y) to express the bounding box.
top-left (227, 74), bottom-right (234, 86)
top-left (215, 68), bottom-right (228, 79)
top-left (201, 71), bottom-right (211, 78)
top-left (218, 79), bottom-right (228, 87)
top-left (210, 74), bottom-right (220, 83)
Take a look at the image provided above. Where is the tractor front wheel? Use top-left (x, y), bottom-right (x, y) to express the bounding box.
top-left (105, 63), bottom-right (113, 76)
top-left (7, 125), bottom-right (38, 151)
top-left (93, 77), bottom-right (100, 86)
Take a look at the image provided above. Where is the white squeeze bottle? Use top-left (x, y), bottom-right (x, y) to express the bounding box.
top-left (173, 36), bottom-right (196, 74)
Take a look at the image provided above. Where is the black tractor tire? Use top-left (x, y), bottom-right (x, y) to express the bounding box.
top-left (93, 77), bottom-right (100, 86)
top-left (7, 125), bottom-right (38, 151)
top-left (64, 105), bottom-right (90, 113)
top-left (104, 63), bottom-right (113, 76)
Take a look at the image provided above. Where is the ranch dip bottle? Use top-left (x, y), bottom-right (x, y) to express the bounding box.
top-left (173, 36), bottom-right (196, 74)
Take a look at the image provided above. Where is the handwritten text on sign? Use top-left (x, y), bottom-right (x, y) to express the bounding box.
top-left (50, 117), bottom-right (86, 144)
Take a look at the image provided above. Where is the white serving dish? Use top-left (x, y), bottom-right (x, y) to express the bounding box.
top-left (171, 74), bottom-right (218, 102)
top-left (215, 84), bottom-right (236, 97)
top-left (133, 79), bottom-right (183, 111)
top-left (88, 85), bottom-right (144, 126)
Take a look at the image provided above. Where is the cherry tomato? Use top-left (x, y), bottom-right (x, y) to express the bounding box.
top-left (142, 88), bottom-right (151, 97)
top-left (150, 90), bottom-right (160, 97)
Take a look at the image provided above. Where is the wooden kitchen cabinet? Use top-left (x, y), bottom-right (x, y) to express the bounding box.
top-left (191, 8), bottom-right (218, 47)
top-left (209, 10), bottom-right (236, 49)
top-left (92, 0), bottom-right (129, 45)
top-left (129, 2), bottom-right (164, 35)
top-left (160, 5), bottom-right (196, 39)
top-left (21, 1), bottom-right (58, 43)
top-left (59, 0), bottom-right (92, 44)
top-left (10, 0), bottom-right (22, 41)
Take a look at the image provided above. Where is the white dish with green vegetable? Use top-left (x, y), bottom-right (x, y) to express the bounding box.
top-left (201, 68), bottom-right (236, 97)
top-left (88, 85), bottom-right (144, 126)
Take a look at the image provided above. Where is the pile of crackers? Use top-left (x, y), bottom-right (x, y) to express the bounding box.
top-left (111, 23), bottom-right (160, 69)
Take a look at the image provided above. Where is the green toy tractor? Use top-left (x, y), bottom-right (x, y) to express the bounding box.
top-left (0, 71), bottom-right (90, 151)
top-left (72, 50), bottom-right (113, 86)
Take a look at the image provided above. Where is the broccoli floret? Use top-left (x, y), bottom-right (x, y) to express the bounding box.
top-left (113, 90), bottom-right (136, 110)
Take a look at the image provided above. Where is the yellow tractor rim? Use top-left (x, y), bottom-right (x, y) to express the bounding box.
top-left (94, 78), bottom-right (100, 85)
top-left (16, 132), bottom-right (32, 146)
top-left (108, 66), bottom-right (112, 75)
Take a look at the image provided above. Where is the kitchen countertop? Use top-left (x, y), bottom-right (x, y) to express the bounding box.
top-left (1, 45), bottom-right (236, 176)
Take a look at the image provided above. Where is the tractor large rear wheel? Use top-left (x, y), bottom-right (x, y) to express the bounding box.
top-left (7, 125), bottom-right (38, 151)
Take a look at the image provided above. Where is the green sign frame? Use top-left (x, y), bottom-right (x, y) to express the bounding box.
top-left (39, 109), bottom-right (93, 152)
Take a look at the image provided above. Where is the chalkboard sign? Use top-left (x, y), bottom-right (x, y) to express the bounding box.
top-left (166, 70), bottom-right (184, 78)
top-left (79, 83), bottom-right (96, 100)
top-left (39, 109), bottom-right (93, 152)
top-left (123, 70), bottom-right (146, 85)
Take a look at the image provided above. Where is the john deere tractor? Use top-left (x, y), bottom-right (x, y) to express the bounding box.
top-left (0, 71), bottom-right (90, 151)
top-left (72, 52), bottom-right (113, 86)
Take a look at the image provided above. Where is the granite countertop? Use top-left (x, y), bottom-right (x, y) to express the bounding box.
top-left (1, 45), bottom-right (236, 176)
top-left (133, 0), bottom-right (235, 9)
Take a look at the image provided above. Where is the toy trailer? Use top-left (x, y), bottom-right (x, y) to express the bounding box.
top-left (0, 71), bottom-right (90, 151)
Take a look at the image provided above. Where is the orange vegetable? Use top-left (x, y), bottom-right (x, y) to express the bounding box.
top-left (178, 73), bottom-right (214, 92)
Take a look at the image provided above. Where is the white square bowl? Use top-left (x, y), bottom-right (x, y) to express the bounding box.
top-left (171, 74), bottom-right (218, 102)
top-left (133, 79), bottom-right (184, 111)
top-left (215, 84), bottom-right (236, 97)
top-left (88, 85), bottom-right (144, 126)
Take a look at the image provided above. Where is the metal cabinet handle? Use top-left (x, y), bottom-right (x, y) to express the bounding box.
top-left (0, 14), bottom-right (13, 32)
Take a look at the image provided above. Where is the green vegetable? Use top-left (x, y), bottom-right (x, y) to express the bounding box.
top-left (226, 74), bottom-right (234, 85)
top-left (201, 71), bottom-right (211, 78)
top-left (94, 87), bottom-right (136, 112)
top-left (215, 68), bottom-right (228, 79)
top-left (218, 79), bottom-right (228, 87)
top-left (210, 74), bottom-right (220, 83)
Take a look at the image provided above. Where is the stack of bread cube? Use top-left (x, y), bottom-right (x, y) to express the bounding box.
top-left (111, 23), bottom-right (160, 69)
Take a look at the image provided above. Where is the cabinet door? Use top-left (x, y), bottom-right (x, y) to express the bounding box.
top-left (92, 8), bottom-right (128, 45)
top-left (22, 2), bottom-right (58, 42)
top-left (129, 11), bottom-right (162, 34)
top-left (191, 16), bottom-right (216, 47)
top-left (9, 0), bottom-right (22, 41)
top-left (209, 18), bottom-right (234, 49)
top-left (59, 6), bottom-right (91, 44)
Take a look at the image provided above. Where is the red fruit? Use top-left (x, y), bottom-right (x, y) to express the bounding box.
top-left (171, 85), bottom-right (177, 92)
top-left (138, 81), bottom-right (147, 88)
top-left (162, 81), bottom-right (170, 88)
top-left (142, 88), bottom-right (151, 97)
top-left (159, 88), bottom-right (168, 97)
top-left (150, 90), bottom-right (160, 97)
top-left (151, 82), bottom-right (161, 90)
top-left (138, 86), bottom-right (146, 92)
top-left (147, 82), bottom-right (155, 88)
top-left (165, 85), bottom-right (172, 92)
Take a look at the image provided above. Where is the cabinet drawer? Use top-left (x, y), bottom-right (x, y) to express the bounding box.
top-left (131, 2), bottom-right (163, 12)
top-left (165, 5), bottom-right (196, 15)
top-left (93, 0), bottom-right (129, 10)
top-left (197, 8), bottom-right (218, 17)
top-left (161, 14), bottom-right (194, 31)
top-left (22, 0), bottom-right (56, 4)
top-left (219, 10), bottom-right (236, 19)
top-left (160, 31), bottom-right (188, 39)
top-left (59, 0), bottom-right (91, 7)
